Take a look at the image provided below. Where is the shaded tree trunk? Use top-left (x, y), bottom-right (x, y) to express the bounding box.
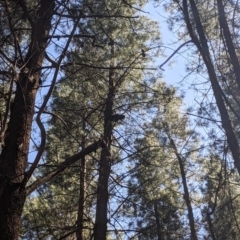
top-left (154, 202), bottom-right (164, 240)
top-left (0, 1), bottom-right (55, 239)
top-left (216, 0), bottom-right (240, 90)
top-left (206, 213), bottom-right (216, 240)
top-left (77, 120), bottom-right (86, 240)
top-left (94, 44), bottom-right (115, 240)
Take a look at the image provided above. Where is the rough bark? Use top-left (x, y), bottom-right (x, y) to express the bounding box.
top-left (0, 1), bottom-right (55, 239)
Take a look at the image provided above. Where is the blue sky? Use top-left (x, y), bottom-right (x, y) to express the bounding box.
top-left (144, 3), bottom-right (197, 109)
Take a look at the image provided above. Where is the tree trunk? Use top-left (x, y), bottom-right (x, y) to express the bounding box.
top-left (94, 44), bottom-right (115, 240)
top-left (0, 1), bottom-right (55, 239)
top-left (76, 155), bottom-right (86, 240)
top-left (183, 0), bottom-right (240, 173)
top-left (77, 120), bottom-right (86, 240)
top-left (153, 202), bottom-right (164, 240)
top-left (216, 0), bottom-right (240, 90)
top-left (164, 125), bottom-right (198, 240)
top-left (206, 213), bottom-right (216, 240)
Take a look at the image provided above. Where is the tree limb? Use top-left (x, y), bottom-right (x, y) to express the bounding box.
top-left (26, 138), bottom-right (105, 195)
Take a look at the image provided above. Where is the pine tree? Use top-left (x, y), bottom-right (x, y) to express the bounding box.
top-left (159, 0), bottom-right (240, 174)
top-left (122, 82), bottom-right (201, 239)
top-left (21, 0), bottom-right (162, 239)
top-left (0, 0), bottom-right (155, 238)
top-left (201, 152), bottom-right (240, 239)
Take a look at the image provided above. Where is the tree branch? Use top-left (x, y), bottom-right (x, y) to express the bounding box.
top-left (26, 138), bottom-right (105, 195)
top-left (27, 10), bottom-right (84, 180)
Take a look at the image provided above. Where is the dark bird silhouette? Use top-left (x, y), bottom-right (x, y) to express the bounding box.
top-left (110, 114), bottom-right (125, 122)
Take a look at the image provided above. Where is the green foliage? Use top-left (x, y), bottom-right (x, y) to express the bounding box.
top-left (18, 0), bottom-right (240, 239)
top-left (21, 0), bottom-right (164, 239)
top-left (201, 153), bottom-right (240, 240)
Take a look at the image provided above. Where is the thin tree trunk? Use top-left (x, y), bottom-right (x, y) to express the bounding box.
top-left (94, 44), bottom-right (115, 240)
top-left (0, 1), bottom-right (55, 239)
top-left (77, 120), bottom-right (86, 240)
top-left (153, 202), bottom-right (164, 240)
top-left (164, 124), bottom-right (198, 240)
top-left (206, 213), bottom-right (216, 240)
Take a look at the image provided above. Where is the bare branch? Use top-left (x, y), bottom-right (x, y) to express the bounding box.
top-left (26, 138), bottom-right (105, 195)
top-left (159, 40), bottom-right (192, 70)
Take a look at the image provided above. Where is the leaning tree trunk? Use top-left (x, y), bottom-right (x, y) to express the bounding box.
top-left (183, 0), bottom-right (240, 173)
top-left (0, 1), bottom-right (55, 239)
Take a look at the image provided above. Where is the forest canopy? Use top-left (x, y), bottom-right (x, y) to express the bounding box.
top-left (0, 0), bottom-right (240, 239)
